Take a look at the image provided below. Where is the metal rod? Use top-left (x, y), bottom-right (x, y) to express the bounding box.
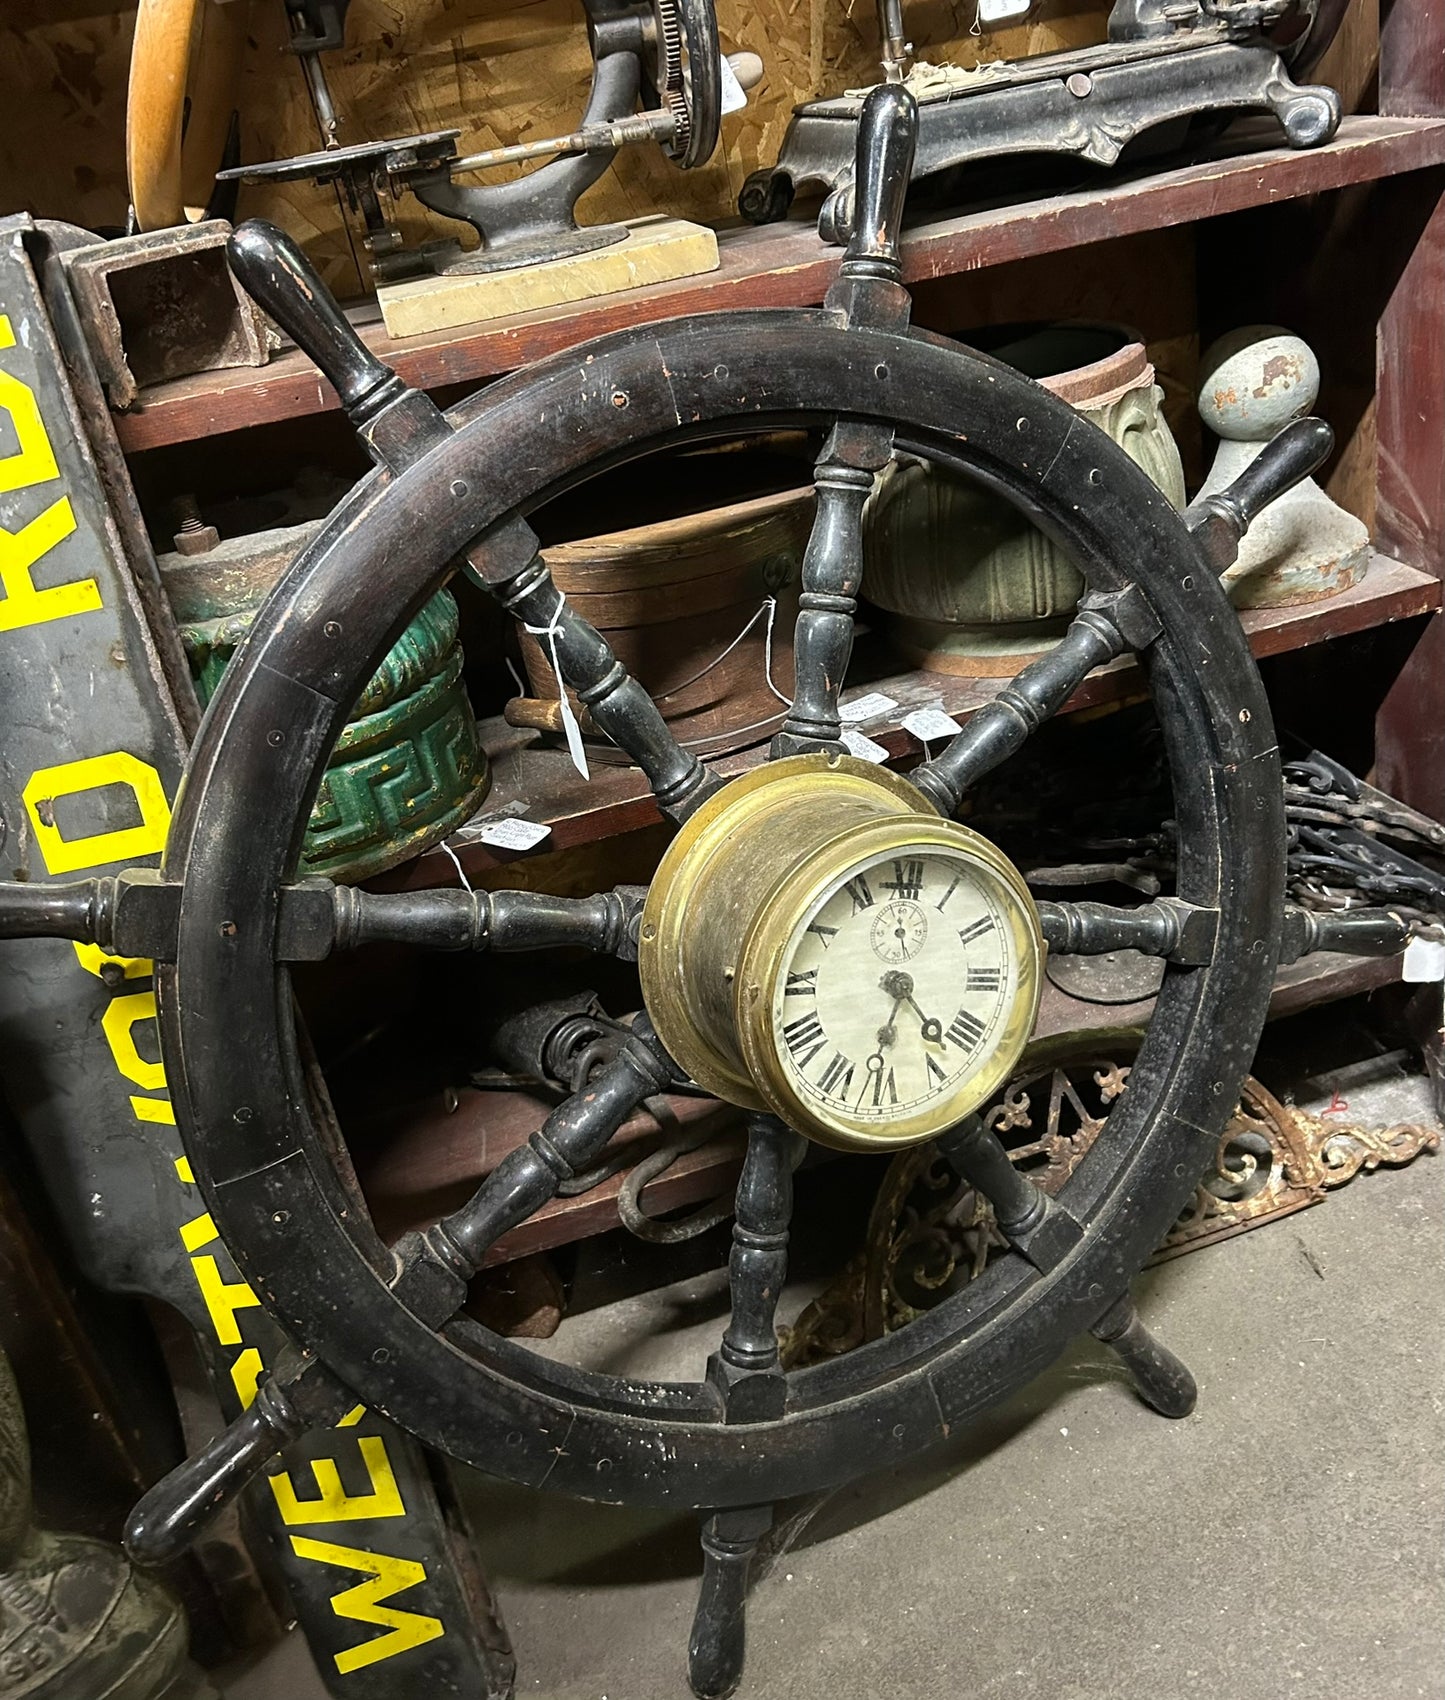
top-left (450, 111), bottom-right (675, 175)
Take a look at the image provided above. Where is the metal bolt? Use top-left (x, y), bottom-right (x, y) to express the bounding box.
top-left (172, 494), bottom-right (220, 557)
top-left (1066, 72), bottom-right (1093, 97)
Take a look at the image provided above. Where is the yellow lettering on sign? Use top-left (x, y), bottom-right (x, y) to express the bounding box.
top-left (271, 1436), bottom-right (406, 1526)
top-left (288, 1537), bottom-right (444, 1674)
top-left (191, 1255), bottom-right (263, 1345)
top-left (101, 990), bottom-right (165, 1091)
top-left (23, 751), bottom-right (170, 875)
top-left (179, 1209), bottom-right (218, 1253)
top-left (0, 315), bottom-right (97, 632)
top-left (230, 1347), bottom-right (264, 1410)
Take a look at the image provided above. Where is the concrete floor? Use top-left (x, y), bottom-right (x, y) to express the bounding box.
top-left (221, 1038), bottom-right (1445, 1700)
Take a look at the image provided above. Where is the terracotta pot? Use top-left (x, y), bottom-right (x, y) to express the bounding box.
top-left (863, 324), bottom-right (1186, 675)
top-left (510, 485), bottom-right (815, 761)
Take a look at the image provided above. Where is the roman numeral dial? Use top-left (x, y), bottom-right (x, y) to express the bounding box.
top-left (765, 840), bottom-right (1037, 1145)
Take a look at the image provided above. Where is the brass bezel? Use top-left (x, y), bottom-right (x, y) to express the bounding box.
top-left (638, 755), bottom-right (935, 1108)
top-left (736, 816), bottom-right (1044, 1152)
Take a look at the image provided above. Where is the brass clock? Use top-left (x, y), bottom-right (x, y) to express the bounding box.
top-left (639, 754), bottom-right (1043, 1151)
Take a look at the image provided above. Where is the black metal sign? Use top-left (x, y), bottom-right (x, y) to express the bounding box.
top-left (0, 215), bottom-right (511, 1698)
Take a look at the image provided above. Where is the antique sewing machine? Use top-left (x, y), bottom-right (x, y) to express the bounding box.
top-left (739, 0), bottom-right (1348, 233)
top-left (221, 0), bottom-right (745, 280)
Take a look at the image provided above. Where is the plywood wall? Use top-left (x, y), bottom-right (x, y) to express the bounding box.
top-left (0, 0), bottom-right (1110, 293)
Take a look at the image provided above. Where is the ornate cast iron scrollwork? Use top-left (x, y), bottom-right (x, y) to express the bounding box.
top-left (783, 1041), bottom-right (1438, 1370)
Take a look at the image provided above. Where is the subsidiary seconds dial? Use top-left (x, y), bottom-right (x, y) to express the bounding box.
top-left (768, 846), bottom-right (1026, 1135)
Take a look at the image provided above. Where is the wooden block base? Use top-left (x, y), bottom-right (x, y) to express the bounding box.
top-left (377, 217), bottom-right (721, 338)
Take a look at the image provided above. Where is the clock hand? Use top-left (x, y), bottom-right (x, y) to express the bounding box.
top-left (878, 970), bottom-right (943, 1047)
top-left (901, 992), bottom-right (943, 1045)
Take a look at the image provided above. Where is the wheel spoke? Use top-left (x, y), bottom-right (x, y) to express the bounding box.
top-left (1038, 898), bottom-right (1218, 964)
top-left (1038, 899), bottom-right (1409, 966)
top-left (708, 1113), bottom-right (805, 1421)
top-left (910, 584), bottom-right (1161, 816)
top-left (936, 1114), bottom-right (1083, 1274)
top-left (771, 424), bottom-right (893, 758)
top-left (276, 882), bottom-right (647, 961)
top-left (401, 1013), bottom-right (676, 1275)
top-left (469, 519), bottom-right (719, 823)
top-left (0, 877), bottom-right (115, 941)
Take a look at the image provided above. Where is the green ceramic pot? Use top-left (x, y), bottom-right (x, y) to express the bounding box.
top-left (161, 522), bottom-right (490, 883)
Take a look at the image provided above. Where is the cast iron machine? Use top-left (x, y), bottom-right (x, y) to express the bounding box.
top-left (739, 0), bottom-right (1348, 235)
top-left (223, 0), bottom-right (729, 279)
top-left (0, 85), bottom-right (1410, 1699)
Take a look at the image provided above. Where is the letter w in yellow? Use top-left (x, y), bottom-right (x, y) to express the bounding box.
top-left (288, 1536), bottom-right (445, 1674)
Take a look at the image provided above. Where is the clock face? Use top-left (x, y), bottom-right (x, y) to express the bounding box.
top-left (767, 845), bottom-right (1024, 1133)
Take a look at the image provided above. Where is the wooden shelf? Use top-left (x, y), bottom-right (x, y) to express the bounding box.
top-left (356, 947), bottom-right (1405, 1268)
top-left (113, 115), bottom-right (1445, 454)
top-left (379, 553), bottom-right (1440, 891)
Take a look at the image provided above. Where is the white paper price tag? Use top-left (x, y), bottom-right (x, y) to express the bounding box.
top-left (841, 727), bottom-right (889, 764)
top-left (475, 817), bottom-right (553, 852)
top-left (1402, 934), bottom-right (1445, 982)
top-left (719, 53), bottom-right (749, 114)
top-left (902, 707), bottom-right (962, 743)
top-left (839, 691), bottom-right (899, 724)
top-left (978, 0), bottom-right (1031, 20)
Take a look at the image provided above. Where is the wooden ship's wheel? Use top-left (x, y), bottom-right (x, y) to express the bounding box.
top-left (0, 87), bottom-right (1407, 1699)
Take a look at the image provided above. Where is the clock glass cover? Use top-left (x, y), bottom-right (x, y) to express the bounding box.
top-left (768, 843), bottom-right (1033, 1139)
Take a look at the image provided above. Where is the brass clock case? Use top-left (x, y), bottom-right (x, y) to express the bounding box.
top-left (739, 814), bottom-right (1043, 1151)
top-left (638, 754), bottom-right (1045, 1150)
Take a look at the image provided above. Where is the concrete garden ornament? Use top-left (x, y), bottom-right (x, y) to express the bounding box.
top-left (1196, 326), bottom-right (1370, 607)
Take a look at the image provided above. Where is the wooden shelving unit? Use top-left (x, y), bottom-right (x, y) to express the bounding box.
top-left (380, 553), bottom-right (1440, 887)
top-left (113, 115), bottom-right (1445, 453)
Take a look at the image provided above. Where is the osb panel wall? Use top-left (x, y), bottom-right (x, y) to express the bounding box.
top-left (0, 2), bottom-right (139, 241)
top-left (0, 0), bottom-right (1109, 293)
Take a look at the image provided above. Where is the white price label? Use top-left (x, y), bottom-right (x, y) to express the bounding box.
top-left (839, 691), bottom-right (899, 724)
top-left (475, 817), bottom-right (553, 852)
top-left (841, 727), bottom-right (889, 764)
top-left (978, 0), bottom-right (1032, 21)
top-left (1402, 934), bottom-right (1445, 983)
top-left (719, 53), bottom-right (749, 114)
top-left (902, 707), bottom-right (962, 743)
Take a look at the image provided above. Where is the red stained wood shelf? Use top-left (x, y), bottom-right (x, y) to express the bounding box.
top-left (113, 115), bottom-right (1445, 454)
top-left (380, 552), bottom-right (1440, 891)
